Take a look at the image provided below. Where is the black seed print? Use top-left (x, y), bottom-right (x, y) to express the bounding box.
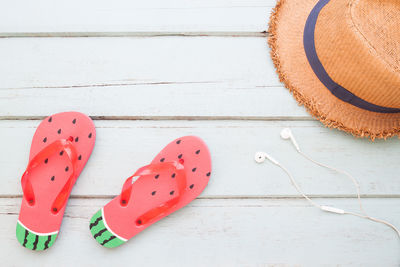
top-left (196, 150), bottom-right (200, 154)
top-left (48, 117), bottom-right (52, 123)
top-left (60, 151), bottom-right (64, 156)
top-left (57, 129), bottom-right (61, 134)
top-left (192, 168), bottom-right (197, 172)
top-left (44, 158), bottom-right (48, 164)
top-left (155, 174), bottom-right (159, 179)
top-left (170, 191), bottom-right (175, 195)
top-left (90, 217), bottom-right (103, 230)
top-left (101, 236), bottom-right (116, 246)
top-left (72, 118), bottom-right (76, 124)
top-left (178, 154), bottom-right (183, 159)
top-left (160, 158), bottom-right (165, 162)
top-left (43, 137), bottom-right (47, 143)
top-left (78, 155), bottom-right (82, 160)
top-left (32, 235), bottom-right (39, 250)
top-left (206, 172), bottom-right (211, 177)
top-left (75, 137), bottom-right (79, 142)
top-left (44, 236), bottom-right (52, 250)
top-left (93, 228), bottom-right (106, 239)
top-left (171, 173), bottom-right (176, 178)
top-left (88, 133), bottom-right (92, 138)
top-left (22, 230), bottom-right (28, 247)
top-left (65, 166), bottom-right (69, 172)
top-left (151, 191), bottom-right (156, 196)
top-left (176, 140), bottom-right (181, 144)
top-left (51, 176), bottom-right (55, 181)
top-left (189, 184), bottom-right (194, 189)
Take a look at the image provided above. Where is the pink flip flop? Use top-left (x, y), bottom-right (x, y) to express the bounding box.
top-left (89, 136), bottom-right (212, 248)
top-left (16, 112), bottom-right (96, 250)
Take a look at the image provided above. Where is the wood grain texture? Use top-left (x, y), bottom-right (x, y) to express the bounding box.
top-left (2, 120), bottom-right (400, 198)
top-left (0, 37), bottom-right (309, 119)
top-left (0, 198), bottom-right (399, 266)
top-left (0, 0), bottom-right (274, 35)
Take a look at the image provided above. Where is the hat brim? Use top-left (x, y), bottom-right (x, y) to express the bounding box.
top-left (268, 0), bottom-right (400, 140)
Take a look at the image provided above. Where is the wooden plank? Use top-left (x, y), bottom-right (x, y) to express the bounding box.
top-left (0, 37), bottom-right (279, 89)
top-left (1, 197), bottom-right (399, 266)
top-left (0, 84), bottom-right (303, 120)
top-left (2, 120), bottom-right (400, 197)
top-left (0, 37), bottom-right (310, 119)
top-left (0, 0), bottom-right (274, 35)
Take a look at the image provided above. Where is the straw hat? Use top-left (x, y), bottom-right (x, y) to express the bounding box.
top-left (268, 0), bottom-right (400, 139)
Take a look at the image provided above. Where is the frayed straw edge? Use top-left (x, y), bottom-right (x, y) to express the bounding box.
top-left (267, 0), bottom-right (400, 141)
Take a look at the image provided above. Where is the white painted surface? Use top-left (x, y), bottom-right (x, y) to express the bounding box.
top-left (1, 198), bottom-right (400, 266)
top-left (0, 37), bottom-right (303, 119)
top-left (0, 0), bottom-right (399, 265)
top-left (0, 0), bottom-right (273, 34)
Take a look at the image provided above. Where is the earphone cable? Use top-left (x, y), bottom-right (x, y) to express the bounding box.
top-left (273, 160), bottom-right (400, 239)
top-left (272, 149), bottom-right (400, 239)
top-left (297, 150), bottom-right (400, 237)
top-left (298, 150), bottom-right (366, 215)
top-left (345, 210), bottom-right (400, 237)
top-left (257, 128), bottom-right (400, 239)
top-left (277, 163), bottom-right (321, 210)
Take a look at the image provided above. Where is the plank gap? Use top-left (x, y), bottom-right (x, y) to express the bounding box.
top-left (2, 195), bottom-right (400, 199)
top-left (0, 116), bottom-right (313, 121)
top-left (0, 32), bottom-right (269, 38)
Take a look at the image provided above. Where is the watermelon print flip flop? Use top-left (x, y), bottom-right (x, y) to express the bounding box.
top-left (16, 112), bottom-right (96, 250)
top-left (89, 136), bottom-right (211, 248)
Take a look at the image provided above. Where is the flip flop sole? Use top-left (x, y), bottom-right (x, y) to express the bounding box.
top-left (90, 136), bottom-right (211, 247)
top-left (17, 112), bottom-right (96, 250)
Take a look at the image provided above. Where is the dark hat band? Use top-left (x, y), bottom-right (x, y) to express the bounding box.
top-left (303, 0), bottom-right (400, 113)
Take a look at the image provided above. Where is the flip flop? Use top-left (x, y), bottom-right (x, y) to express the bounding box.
top-left (16, 112), bottom-right (96, 250)
top-left (89, 136), bottom-right (211, 248)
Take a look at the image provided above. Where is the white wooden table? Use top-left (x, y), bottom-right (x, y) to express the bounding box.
top-left (0, 1), bottom-right (399, 266)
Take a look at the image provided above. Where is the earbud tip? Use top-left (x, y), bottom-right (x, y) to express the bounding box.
top-left (280, 128), bottom-right (291, 139)
top-left (254, 152), bottom-right (266, 163)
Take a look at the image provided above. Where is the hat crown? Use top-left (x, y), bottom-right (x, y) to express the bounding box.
top-left (314, 0), bottom-right (400, 109)
top-left (352, 0), bottom-right (400, 73)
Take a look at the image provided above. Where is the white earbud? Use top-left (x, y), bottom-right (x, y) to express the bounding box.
top-left (254, 152), bottom-right (266, 163)
top-left (253, 128), bottom-right (400, 239)
top-left (254, 152), bottom-right (279, 165)
top-left (280, 128), bottom-right (300, 152)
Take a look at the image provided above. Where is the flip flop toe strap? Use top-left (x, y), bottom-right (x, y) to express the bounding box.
top-left (21, 139), bottom-right (78, 213)
top-left (120, 161), bottom-right (186, 226)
